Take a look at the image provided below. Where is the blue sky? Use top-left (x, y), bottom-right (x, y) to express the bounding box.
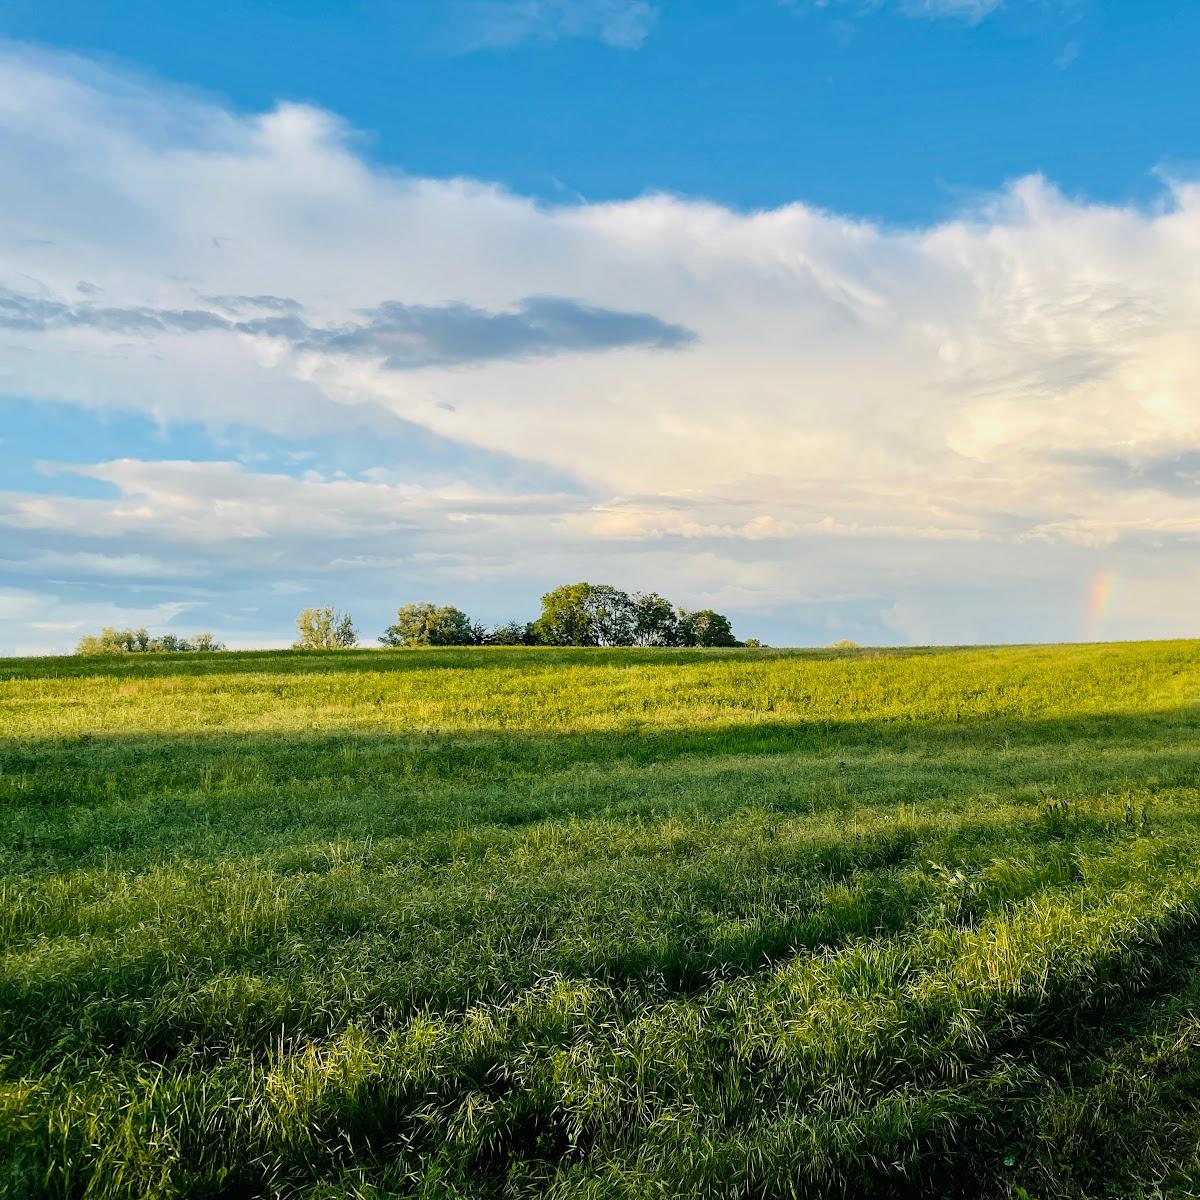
top-left (1, 1), bottom-right (1198, 652)
top-left (4, 1), bottom-right (1196, 220)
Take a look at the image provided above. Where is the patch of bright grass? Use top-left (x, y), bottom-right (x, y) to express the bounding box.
top-left (1, 641), bottom-right (1199, 1197)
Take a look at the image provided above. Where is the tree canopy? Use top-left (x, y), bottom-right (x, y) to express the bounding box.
top-left (305, 589), bottom-right (747, 651)
top-left (525, 583), bottom-right (743, 648)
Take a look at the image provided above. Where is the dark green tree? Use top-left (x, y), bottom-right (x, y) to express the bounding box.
top-left (677, 608), bottom-right (739, 648)
top-left (531, 582), bottom-right (594, 646)
top-left (532, 583), bottom-right (636, 647)
top-left (632, 591), bottom-right (679, 646)
top-left (381, 603), bottom-right (477, 647)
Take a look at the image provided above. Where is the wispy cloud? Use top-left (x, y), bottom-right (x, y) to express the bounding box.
top-left (791, 0), bottom-right (1025, 24)
top-left (899, 0), bottom-right (1001, 22)
top-left (456, 0), bottom-right (658, 49)
top-left (0, 289), bottom-right (693, 368)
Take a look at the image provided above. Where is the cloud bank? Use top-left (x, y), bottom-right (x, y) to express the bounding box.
top-left (0, 43), bottom-right (1197, 652)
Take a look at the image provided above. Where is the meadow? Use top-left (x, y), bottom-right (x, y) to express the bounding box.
top-left (1, 641), bottom-right (1199, 1198)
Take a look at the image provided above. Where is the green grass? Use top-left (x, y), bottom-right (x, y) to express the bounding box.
top-left (1, 641), bottom-right (1199, 1198)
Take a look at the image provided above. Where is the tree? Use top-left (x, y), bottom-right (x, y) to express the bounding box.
top-left (532, 582), bottom-right (636, 647)
top-left (589, 585), bottom-right (636, 647)
top-left (531, 582), bottom-right (593, 646)
top-left (76, 628), bottom-right (136, 655)
top-left (336, 612), bottom-right (357, 648)
top-left (632, 591), bottom-right (679, 647)
top-left (677, 608), bottom-right (740, 648)
top-left (294, 607), bottom-right (357, 650)
top-left (381, 603), bottom-right (478, 648)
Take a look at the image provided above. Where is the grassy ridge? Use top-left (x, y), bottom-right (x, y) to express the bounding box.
top-left (1, 642), bottom-right (1199, 1197)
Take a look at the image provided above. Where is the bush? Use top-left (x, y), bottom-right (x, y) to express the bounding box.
top-left (488, 620), bottom-right (535, 646)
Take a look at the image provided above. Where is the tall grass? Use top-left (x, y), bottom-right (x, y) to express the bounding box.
top-left (1, 641), bottom-right (1198, 1196)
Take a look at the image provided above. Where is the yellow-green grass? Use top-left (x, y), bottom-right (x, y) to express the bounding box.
top-left (1, 641), bottom-right (1199, 1198)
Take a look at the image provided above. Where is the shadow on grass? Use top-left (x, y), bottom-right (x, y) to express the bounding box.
top-left (2, 706), bottom-right (1197, 871)
top-left (0, 641), bottom-right (1042, 682)
top-left (3, 693), bottom-right (1199, 1198)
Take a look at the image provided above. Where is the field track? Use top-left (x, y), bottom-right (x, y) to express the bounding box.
top-left (2, 642), bottom-right (1199, 1198)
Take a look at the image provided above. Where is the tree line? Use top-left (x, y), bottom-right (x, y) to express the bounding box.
top-left (294, 582), bottom-right (756, 649)
top-left (75, 629), bottom-right (225, 655)
top-left (72, 583), bottom-right (757, 655)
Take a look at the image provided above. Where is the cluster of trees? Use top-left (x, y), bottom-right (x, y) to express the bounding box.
top-left (363, 583), bottom-right (753, 649)
top-left (75, 628), bottom-right (224, 655)
top-left (75, 585), bottom-right (754, 655)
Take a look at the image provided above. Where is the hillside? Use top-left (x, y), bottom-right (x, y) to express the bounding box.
top-left (2, 642), bottom-right (1199, 1197)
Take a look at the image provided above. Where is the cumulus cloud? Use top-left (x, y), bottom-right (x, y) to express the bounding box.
top-left (0, 42), bottom-right (1198, 651)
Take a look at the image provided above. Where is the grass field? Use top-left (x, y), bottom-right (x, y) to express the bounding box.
top-left (2, 641), bottom-right (1199, 1198)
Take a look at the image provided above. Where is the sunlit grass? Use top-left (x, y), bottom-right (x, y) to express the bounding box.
top-left (1, 641), bottom-right (1198, 1197)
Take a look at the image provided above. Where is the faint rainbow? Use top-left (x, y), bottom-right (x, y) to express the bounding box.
top-left (1084, 569), bottom-right (1117, 637)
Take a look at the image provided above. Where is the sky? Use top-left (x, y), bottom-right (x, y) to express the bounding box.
top-left (1, 1), bottom-right (1198, 653)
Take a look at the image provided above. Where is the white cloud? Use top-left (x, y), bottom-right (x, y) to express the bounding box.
top-left (0, 587), bottom-right (198, 656)
top-left (0, 44), bottom-right (1198, 652)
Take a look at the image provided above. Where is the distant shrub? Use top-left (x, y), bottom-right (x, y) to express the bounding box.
top-left (487, 620), bottom-right (536, 646)
top-left (294, 607), bottom-right (357, 650)
top-left (74, 628), bottom-right (225, 655)
top-left (827, 639), bottom-right (861, 650)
